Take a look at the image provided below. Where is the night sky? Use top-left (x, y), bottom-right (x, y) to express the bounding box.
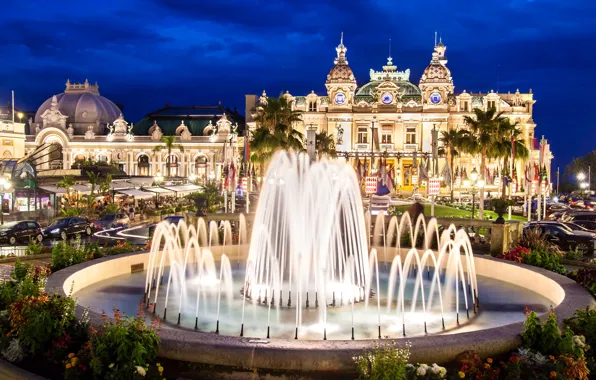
top-left (1, 0), bottom-right (594, 171)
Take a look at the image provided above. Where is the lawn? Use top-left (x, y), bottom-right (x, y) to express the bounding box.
top-left (389, 204), bottom-right (527, 222)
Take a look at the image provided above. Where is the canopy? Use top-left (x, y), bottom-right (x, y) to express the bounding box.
top-left (38, 185), bottom-right (67, 194)
top-left (163, 184), bottom-right (202, 196)
top-left (117, 189), bottom-right (155, 199)
top-left (110, 181), bottom-right (133, 190)
top-left (71, 184), bottom-right (91, 194)
top-left (127, 177), bottom-right (153, 186)
top-left (145, 187), bottom-right (174, 194)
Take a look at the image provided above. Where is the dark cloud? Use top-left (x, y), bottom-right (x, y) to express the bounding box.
top-left (0, 0), bottom-right (594, 169)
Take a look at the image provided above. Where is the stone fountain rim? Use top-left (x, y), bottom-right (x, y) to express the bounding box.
top-left (46, 251), bottom-right (596, 372)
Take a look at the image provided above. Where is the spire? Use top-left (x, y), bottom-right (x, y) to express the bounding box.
top-left (388, 38), bottom-right (392, 59)
top-left (434, 31), bottom-right (437, 47)
top-left (334, 32), bottom-right (348, 65)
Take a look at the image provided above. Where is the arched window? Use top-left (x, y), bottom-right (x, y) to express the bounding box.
top-left (2, 151), bottom-right (12, 158)
top-left (97, 154), bottom-right (109, 164)
top-left (49, 143), bottom-right (63, 170)
top-left (195, 155), bottom-right (208, 183)
top-left (138, 154), bottom-right (150, 176)
top-left (166, 154), bottom-right (179, 177)
top-left (308, 101), bottom-right (317, 112)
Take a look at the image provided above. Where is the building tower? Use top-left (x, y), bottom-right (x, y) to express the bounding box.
top-left (419, 40), bottom-right (454, 110)
top-left (325, 33), bottom-right (357, 109)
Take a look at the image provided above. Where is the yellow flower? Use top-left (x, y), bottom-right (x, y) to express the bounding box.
top-left (549, 355), bottom-right (555, 361)
top-left (71, 357), bottom-right (79, 366)
top-left (486, 358), bottom-right (493, 364)
top-left (68, 353), bottom-right (76, 359)
top-left (549, 371), bottom-right (557, 378)
top-left (156, 363), bottom-right (161, 367)
top-left (158, 366), bottom-right (164, 373)
top-left (458, 371), bottom-right (465, 379)
top-left (484, 363), bottom-right (491, 369)
top-left (66, 363), bottom-right (72, 369)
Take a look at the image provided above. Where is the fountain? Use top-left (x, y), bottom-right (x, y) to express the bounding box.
top-left (143, 151), bottom-right (479, 340)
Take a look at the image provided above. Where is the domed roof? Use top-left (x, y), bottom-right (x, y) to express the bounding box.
top-left (327, 64), bottom-right (355, 83)
top-left (326, 34), bottom-right (356, 84)
top-left (420, 52), bottom-right (452, 84)
top-left (34, 79), bottom-right (121, 126)
top-left (356, 80), bottom-right (421, 96)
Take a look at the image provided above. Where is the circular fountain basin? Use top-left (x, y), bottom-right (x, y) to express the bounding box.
top-left (46, 248), bottom-right (595, 372)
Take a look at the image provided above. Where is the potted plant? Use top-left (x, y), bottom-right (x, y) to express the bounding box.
top-left (489, 198), bottom-right (511, 224)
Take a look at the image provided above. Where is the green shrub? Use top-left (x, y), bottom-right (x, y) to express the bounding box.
top-left (0, 260), bottom-right (49, 310)
top-left (25, 242), bottom-right (42, 256)
top-left (523, 248), bottom-right (566, 274)
top-left (564, 248), bottom-right (583, 261)
top-left (9, 293), bottom-right (77, 356)
top-left (86, 308), bottom-right (161, 379)
top-left (51, 241), bottom-right (87, 272)
top-left (565, 307), bottom-right (596, 351)
top-left (354, 341), bottom-right (410, 380)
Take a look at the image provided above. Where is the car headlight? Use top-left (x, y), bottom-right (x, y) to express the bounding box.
top-left (49, 228), bottom-right (60, 234)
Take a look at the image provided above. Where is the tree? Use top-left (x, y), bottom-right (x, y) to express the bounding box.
top-left (188, 181), bottom-right (223, 213)
top-left (490, 118), bottom-right (530, 198)
top-left (315, 132), bottom-right (337, 159)
top-left (253, 96), bottom-right (302, 133)
top-left (250, 96), bottom-right (305, 173)
top-left (57, 175), bottom-right (75, 203)
top-left (564, 152), bottom-right (596, 191)
top-left (463, 107), bottom-right (504, 218)
top-left (85, 171), bottom-right (100, 214)
top-left (153, 135), bottom-right (184, 177)
top-left (439, 128), bottom-right (469, 201)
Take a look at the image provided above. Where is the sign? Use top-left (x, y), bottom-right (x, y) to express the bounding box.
top-left (428, 178), bottom-right (441, 195)
top-left (411, 175), bottom-right (418, 186)
top-left (365, 177), bottom-right (377, 194)
top-left (241, 177), bottom-right (248, 193)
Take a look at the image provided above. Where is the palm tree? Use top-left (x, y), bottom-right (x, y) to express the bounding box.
top-left (99, 173), bottom-right (113, 204)
top-left (85, 171), bottom-right (100, 214)
top-left (153, 135), bottom-right (184, 177)
top-left (439, 128), bottom-right (469, 201)
top-left (57, 175), bottom-right (75, 203)
top-left (490, 119), bottom-right (530, 198)
top-left (250, 95), bottom-right (305, 173)
top-left (463, 107), bottom-right (504, 218)
top-left (315, 132), bottom-right (337, 159)
top-left (253, 96), bottom-right (302, 132)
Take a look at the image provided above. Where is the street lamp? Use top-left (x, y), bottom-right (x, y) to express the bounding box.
top-left (577, 173), bottom-right (586, 182)
top-left (188, 173), bottom-right (197, 183)
top-left (17, 112), bottom-right (23, 122)
top-left (0, 177), bottom-right (11, 225)
top-left (468, 168), bottom-right (485, 220)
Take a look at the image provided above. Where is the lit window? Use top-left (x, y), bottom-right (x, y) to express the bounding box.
top-left (308, 101), bottom-right (317, 112)
top-left (487, 100), bottom-right (496, 110)
top-left (381, 127), bottom-right (392, 144)
top-left (461, 101), bottom-right (469, 112)
top-left (357, 127), bottom-right (368, 144)
top-left (406, 127), bottom-right (417, 144)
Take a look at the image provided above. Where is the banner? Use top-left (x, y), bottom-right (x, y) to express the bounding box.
top-left (428, 178), bottom-right (441, 195)
top-left (365, 176), bottom-right (377, 194)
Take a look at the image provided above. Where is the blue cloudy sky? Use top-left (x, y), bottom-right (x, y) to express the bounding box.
top-left (0, 0), bottom-right (594, 170)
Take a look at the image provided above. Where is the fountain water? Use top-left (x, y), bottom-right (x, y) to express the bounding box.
top-left (145, 151), bottom-right (478, 340)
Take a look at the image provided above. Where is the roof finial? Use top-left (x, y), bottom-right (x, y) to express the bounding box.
top-left (434, 31), bottom-right (437, 47)
top-left (340, 31), bottom-right (343, 45)
top-left (389, 38), bottom-right (392, 58)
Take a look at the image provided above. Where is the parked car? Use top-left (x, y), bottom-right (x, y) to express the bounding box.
top-left (0, 221), bottom-right (43, 245)
top-left (524, 222), bottom-right (596, 255)
top-left (92, 213), bottom-right (130, 230)
top-left (148, 215), bottom-right (185, 238)
top-left (561, 221), bottom-right (596, 237)
top-left (44, 217), bottom-right (92, 240)
top-left (572, 220), bottom-right (596, 232)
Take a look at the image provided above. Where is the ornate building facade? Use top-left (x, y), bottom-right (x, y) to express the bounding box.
top-left (246, 36), bottom-right (552, 193)
top-left (25, 80), bottom-right (244, 182)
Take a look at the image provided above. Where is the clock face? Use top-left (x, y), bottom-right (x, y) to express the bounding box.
top-left (334, 93), bottom-right (346, 105)
top-left (430, 92), bottom-right (442, 104)
top-left (381, 92), bottom-right (393, 104)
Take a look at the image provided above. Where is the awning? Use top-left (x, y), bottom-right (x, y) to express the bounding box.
top-left (71, 184), bottom-right (91, 194)
top-left (144, 187), bottom-right (174, 194)
top-left (110, 181), bottom-right (132, 190)
top-left (127, 177), bottom-right (153, 186)
top-left (117, 189), bottom-right (155, 199)
top-left (163, 184), bottom-right (202, 196)
top-left (39, 185), bottom-right (67, 194)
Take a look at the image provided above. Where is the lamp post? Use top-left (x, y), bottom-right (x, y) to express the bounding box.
top-left (577, 173), bottom-right (586, 197)
top-left (154, 172), bottom-right (164, 208)
top-left (463, 168), bottom-right (485, 220)
top-left (370, 116), bottom-right (377, 174)
top-left (0, 178), bottom-right (12, 225)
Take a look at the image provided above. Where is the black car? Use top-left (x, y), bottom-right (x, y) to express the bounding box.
top-left (0, 221), bottom-right (43, 245)
top-left (148, 216), bottom-right (185, 238)
top-left (44, 217), bottom-right (92, 240)
top-left (524, 222), bottom-right (596, 255)
top-left (573, 220), bottom-right (596, 232)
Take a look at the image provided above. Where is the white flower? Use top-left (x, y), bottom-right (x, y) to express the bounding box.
top-left (533, 352), bottom-right (548, 365)
top-left (420, 363), bottom-right (429, 370)
top-left (406, 363), bottom-right (415, 368)
top-left (136, 366), bottom-right (146, 377)
top-left (431, 364), bottom-right (441, 374)
top-left (417, 366), bottom-right (427, 376)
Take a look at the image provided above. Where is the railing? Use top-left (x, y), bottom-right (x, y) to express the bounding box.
top-left (380, 143), bottom-right (394, 151)
top-left (355, 143), bottom-right (370, 151)
top-left (403, 144), bottom-right (418, 151)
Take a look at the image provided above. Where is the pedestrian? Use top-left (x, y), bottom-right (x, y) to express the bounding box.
top-left (129, 204), bottom-right (135, 221)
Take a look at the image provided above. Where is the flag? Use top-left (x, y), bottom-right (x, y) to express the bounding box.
top-left (356, 159), bottom-right (362, 181)
top-left (379, 157), bottom-right (386, 184)
top-left (419, 160), bottom-right (429, 182)
top-left (230, 160), bottom-right (236, 190)
top-left (244, 134), bottom-right (250, 162)
top-left (441, 163), bottom-right (452, 186)
top-left (413, 151), bottom-right (418, 169)
top-left (386, 164), bottom-right (395, 190)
